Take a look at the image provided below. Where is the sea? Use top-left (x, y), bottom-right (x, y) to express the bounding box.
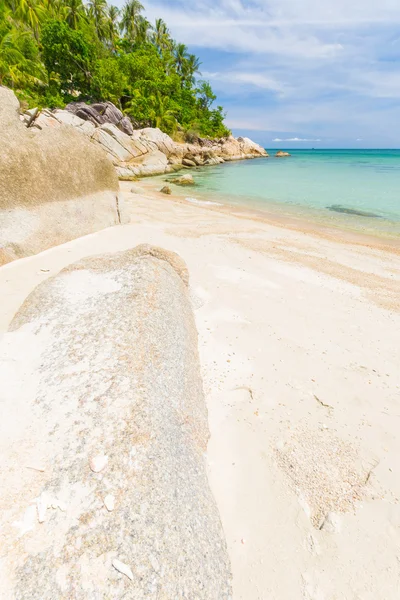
top-left (154, 149), bottom-right (400, 239)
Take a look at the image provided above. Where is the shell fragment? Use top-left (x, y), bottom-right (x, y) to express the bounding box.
top-left (112, 558), bottom-right (134, 581)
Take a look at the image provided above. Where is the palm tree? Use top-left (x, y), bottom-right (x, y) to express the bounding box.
top-left (87, 0), bottom-right (107, 40)
top-left (152, 18), bottom-right (172, 55)
top-left (64, 0), bottom-right (86, 29)
top-left (105, 4), bottom-right (119, 50)
top-left (0, 25), bottom-right (45, 86)
top-left (120, 0), bottom-right (143, 42)
top-left (183, 53), bottom-right (201, 85)
top-left (173, 42), bottom-right (189, 76)
top-left (14, 0), bottom-right (44, 40)
top-left (135, 16), bottom-right (152, 44)
top-left (149, 91), bottom-right (177, 132)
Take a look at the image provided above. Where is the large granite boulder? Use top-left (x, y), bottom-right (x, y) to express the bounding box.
top-left (0, 87), bottom-right (127, 266)
top-left (66, 101), bottom-right (135, 136)
top-left (218, 135), bottom-right (267, 161)
top-left (0, 245), bottom-right (232, 599)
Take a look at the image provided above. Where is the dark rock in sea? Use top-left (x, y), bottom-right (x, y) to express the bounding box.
top-left (327, 205), bottom-right (382, 218)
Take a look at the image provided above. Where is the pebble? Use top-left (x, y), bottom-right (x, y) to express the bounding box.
top-left (104, 494), bottom-right (115, 512)
top-left (320, 511), bottom-right (341, 533)
top-left (112, 558), bottom-right (134, 580)
top-left (89, 454), bottom-right (108, 473)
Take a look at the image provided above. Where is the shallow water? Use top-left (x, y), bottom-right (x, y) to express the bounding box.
top-left (155, 150), bottom-right (400, 238)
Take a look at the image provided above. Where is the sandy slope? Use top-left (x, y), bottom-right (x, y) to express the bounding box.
top-left (1, 183), bottom-right (400, 599)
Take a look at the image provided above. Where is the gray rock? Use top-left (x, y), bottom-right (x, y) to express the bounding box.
top-left (0, 87), bottom-right (122, 266)
top-left (66, 101), bottom-right (134, 136)
top-left (1, 245), bottom-right (232, 599)
top-left (119, 116), bottom-right (134, 136)
top-left (130, 185), bottom-right (144, 194)
top-left (182, 158), bottom-right (197, 167)
top-left (23, 107), bottom-right (38, 127)
top-left (174, 174), bottom-right (195, 186)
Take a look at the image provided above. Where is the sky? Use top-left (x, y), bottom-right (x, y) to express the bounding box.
top-left (117, 0), bottom-right (400, 148)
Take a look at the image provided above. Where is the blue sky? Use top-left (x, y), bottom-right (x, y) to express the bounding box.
top-left (118, 0), bottom-right (400, 148)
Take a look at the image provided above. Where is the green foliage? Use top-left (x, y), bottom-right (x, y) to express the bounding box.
top-left (41, 20), bottom-right (94, 97)
top-left (0, 0), bottom-right (231, 138)
top-left (92, 57), bottom-right (127, 105)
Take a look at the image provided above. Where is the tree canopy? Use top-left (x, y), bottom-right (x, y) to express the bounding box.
top-left (0, 0), bottom-right (230, 138)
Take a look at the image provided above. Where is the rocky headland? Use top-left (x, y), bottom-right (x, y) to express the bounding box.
top-left (21, 99), bottom-right (268, 180)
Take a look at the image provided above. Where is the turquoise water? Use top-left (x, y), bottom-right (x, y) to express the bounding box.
top-left (161, 150), bottom-right (400, 238)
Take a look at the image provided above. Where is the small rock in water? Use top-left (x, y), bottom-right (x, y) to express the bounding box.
top-left (112, 558), bottom-right (134, 580)
top-left (160, 185), bottom-right (172, 195)
top-left (104, 494), bottom-right (115, 511)
top-left (175, 174), bottom-right (195, 186)
top-left (89, 454), bottom-right (108, 473)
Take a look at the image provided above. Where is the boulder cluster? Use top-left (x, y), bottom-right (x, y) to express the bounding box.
top-left (21, 101), bottom-right (269, 179)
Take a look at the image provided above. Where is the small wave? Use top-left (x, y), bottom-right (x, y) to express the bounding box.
top-left (185, 197), bottom-right (222, 206)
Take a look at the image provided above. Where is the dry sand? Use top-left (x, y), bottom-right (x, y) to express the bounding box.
top-left (1, 182), bottom-right (400, 598)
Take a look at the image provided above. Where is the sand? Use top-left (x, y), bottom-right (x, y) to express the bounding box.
top-left (1, 181), bottom-right (400, 598)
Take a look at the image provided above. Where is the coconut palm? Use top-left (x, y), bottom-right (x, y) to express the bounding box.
top-left (0, 25), bottom-right (45, 86)
top-left (183, 53), bottom-right (201, 85)
top-left (64, 0), bottom-right (87, 29)
top-left (87, 0), bottom-right (107, 40)
top-left (149, 91), bottom-right (177, 132)
top-left (135, 16), bottom-right (152, 44)
top-left (105, 4), bottom-right (119, 49)
top-left (152, 17), bottom-right (172, 55)
top-left (14, 0), bottom-right (44, 40)
top-left (119, 0), bottom-right (143, 42)
top-left (173, 42), bottom-right (189, 76)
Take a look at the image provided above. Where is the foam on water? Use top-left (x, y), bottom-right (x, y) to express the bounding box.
top-left (185, 197), bottom-right (223, 207)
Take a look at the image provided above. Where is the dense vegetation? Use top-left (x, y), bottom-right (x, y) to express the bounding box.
top-left (0, 0), bottom-right (230, 138)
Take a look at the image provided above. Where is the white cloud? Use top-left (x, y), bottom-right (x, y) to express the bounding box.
top-left (121, 0), bottom-right (400, 144)
top-left (203, 71), bottom-right (285, 93)
top-left (143, 2), bottom-right (345, 58)
top-left (272, 137), bottom-right (321, 142)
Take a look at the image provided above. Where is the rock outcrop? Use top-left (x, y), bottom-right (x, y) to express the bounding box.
top-left (0, 245), bottom-right (232, 599)
top-left (275, 150), bottom-right (291, 157)
top-left (171, 174), bottom-right (195, 186)
top-left (66, 101), bottom-right (135, 136)
top-left (0, 87), bottom-right (128, 266)
top-left (21, 99), bottom-right (268, 180)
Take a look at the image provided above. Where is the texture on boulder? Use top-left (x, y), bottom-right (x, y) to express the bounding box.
top-left (0, 245), bottom-right (232, 599)
top-left (66, 101), bottom-right (135, 135)
top-left (0, 87), bottom-right (127, 266)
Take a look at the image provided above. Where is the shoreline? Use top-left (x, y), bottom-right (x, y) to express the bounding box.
top-left (136, 176), bottom-right (400, 255)
top-left (1, 184), bottom-right (400, 598)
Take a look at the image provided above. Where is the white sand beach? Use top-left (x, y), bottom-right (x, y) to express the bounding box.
top-left (1, 184), bottom-right (400, 598)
